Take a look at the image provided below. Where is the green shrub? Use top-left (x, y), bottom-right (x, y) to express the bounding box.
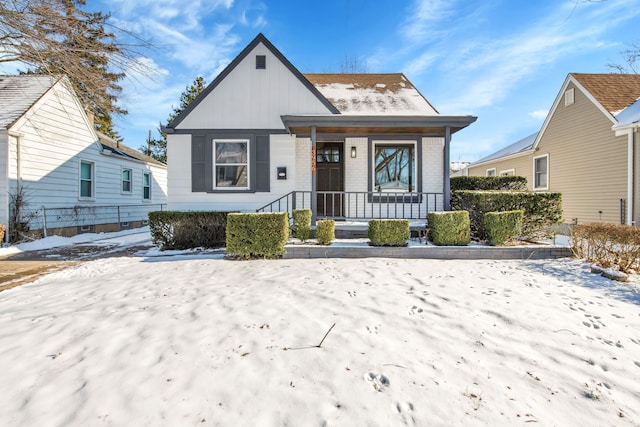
top-left (148, 211), bottom-right (231, 250)
top-left (226, 212), bottom-right (289, 258)
top-left (451, 176), bottom-right (527, 191)
top-left (427, 211), bottom-right (470, 246)
top-left (368, 219), bottom-right (410, 246)
top-left (571, 223), bottom-right (640, 273)
top-left (292, 209), bottom-right (312, 241)
top-left (451, 190), bottom-right (562, 240)
top-left (484, 210), bottom-right (524, 245)
top-left (316, 219), bottom-right (335, 245)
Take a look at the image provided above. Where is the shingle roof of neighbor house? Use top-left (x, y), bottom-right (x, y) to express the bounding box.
top-left (304, 73), bottom-right (439, 115)
top-left (472, 131), bottom-right (539, 165)
top-left (0, 74), bottom-right (61, 129)
top-left (97, 132), bottom-right (166, 167)
top-left (572, 73), bottom-right (640, 115)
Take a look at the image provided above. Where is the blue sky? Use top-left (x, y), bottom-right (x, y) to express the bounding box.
top-left (6, 0), bottom-right (640, 161)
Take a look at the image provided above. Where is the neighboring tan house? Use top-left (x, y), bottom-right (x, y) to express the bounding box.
top-left (466, 73), bottom-right (640, 226)
top-left (0, 74), bottom-right (167, 241)
top-left (164, 33), bottom-right (476, 223)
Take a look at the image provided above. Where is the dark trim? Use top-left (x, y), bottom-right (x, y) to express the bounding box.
top-left (282, 114), bottom-right (477, 131)
top-left (191, 130), bottom-right (271, 193)
top-left (367, 136), bottom-right (423, 195)
top-left (169, 128), bottom-right (288, 136)
top-left (165, 33), bottom-right (339, 132)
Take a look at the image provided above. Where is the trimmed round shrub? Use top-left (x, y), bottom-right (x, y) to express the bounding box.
top-left (427, 211), bottom-right (470, 246)
top-left (368, 219), bottom-right (410, 247)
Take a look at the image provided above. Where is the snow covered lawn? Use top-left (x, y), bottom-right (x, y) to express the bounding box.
top-left (1, 254), bottom-right (639, 426)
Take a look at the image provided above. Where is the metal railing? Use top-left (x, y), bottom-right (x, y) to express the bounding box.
top-left (16, 203), bottom-right (166, 234)
top-left (257, 191), bottom-right (443, 220)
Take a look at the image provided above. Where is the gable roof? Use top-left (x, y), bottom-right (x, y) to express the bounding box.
top-left (0, 74), bottom-right (62, 130)
top-left (97, 132), bottom-right (166, 167)
top-left (471, 131), bottom-right (538, 166)
top-left (471, 73), bottom-right (640, 167)
top-left (571, 73), bottom-right (640, 115)
top-left (304, 73), bottom-right (438, 115)
top-left (166, 33), bottom-right (339, 130)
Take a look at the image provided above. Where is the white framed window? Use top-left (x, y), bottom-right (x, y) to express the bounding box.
top-left (499, 169), bottom-right (515, 176)
top-left (79, 160), bottom-right (94, 199)
top-left (122, 168), bottom-right (132, 193)
top-left (486, 168), bottom-right (496, 177)
top-left (564, 88), bottom-right (574, 106)
top-left (533, 154), bottom-right (549, 190)
top-left (213, 139), bottom-right (249, 190)
top-left (143, 172), bottom-right (151, 200)
top-left (372, 141), bottom-right (416, 192)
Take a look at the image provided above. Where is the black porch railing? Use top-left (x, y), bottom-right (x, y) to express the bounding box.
top-left (256, 191), bottom-right (443, 220)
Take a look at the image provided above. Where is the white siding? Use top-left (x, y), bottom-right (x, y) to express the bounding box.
top-left (3, 80), bottom-right (167, 232)
top-left (168, 133), bottom-right (297, 212)
top-left (176, 42), bottom-right (332, 130)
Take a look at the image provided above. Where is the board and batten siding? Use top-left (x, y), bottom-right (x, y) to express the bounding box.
top-left (167, 133), bottom-right (296, 212)
top-left (537, 81), bottom-right (627, 224)
top-left (175, 42), bottom-right (332, 131)
top-left (4, 80), bottom-right (167, 228)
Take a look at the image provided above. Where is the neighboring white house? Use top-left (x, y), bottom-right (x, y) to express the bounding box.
top-left (0, 74), bottom-right (167, 241)
top-left (164, 33), bottom-right (476, 222)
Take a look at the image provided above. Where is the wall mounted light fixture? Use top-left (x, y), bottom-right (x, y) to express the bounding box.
top-left (351, 146), bottom-right (357, 158)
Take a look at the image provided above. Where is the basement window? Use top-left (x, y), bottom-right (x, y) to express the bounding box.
top-left (256, 55), bottom-right (266, 69)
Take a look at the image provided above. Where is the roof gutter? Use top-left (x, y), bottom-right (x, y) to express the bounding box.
top-left (468, 148), bottom-right (536, 169)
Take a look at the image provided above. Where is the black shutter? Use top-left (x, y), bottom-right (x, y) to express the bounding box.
top-left (192, 135), bottom-right (206, 192)
top-left (255, 135), bottom-right (270, 192)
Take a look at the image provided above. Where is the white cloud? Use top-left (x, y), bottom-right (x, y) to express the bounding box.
top-left (400, 0), bottom-right (455, 42)
top-left (528, 109), bottom-right (548, 120)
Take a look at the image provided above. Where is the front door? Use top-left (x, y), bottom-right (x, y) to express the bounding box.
top-left (317, 142), bottom-right (344, 217)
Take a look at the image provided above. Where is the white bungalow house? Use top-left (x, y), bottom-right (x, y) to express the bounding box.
top-left (0, 74), bottom-right (167, 241)
top-left (164, 34), bottom-right (476, 223)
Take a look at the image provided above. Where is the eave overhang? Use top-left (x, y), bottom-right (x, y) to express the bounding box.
top-left (281, 114), bottom-right (477, 136)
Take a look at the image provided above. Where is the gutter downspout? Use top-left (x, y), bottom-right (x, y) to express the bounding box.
top-left (7, 131), bottom-right (24, 243)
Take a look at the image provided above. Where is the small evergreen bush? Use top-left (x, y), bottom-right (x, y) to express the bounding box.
top-left (148, 211), bottom-right (230, 250)
top-left (368, 219), bottom-right (410, 246)
top-left (484, 210), bottom-right (524, 245)
top-left (226, 212), bottom-right (289, 258)
top-left (316, 219), bottom-right (335, 245)
top-left (292, 209), bottom-right (312, 241)
top-left (427, 211), bottom-right (470, 246)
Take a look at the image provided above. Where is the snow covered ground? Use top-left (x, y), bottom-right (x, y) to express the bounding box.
top-left (1, 236), bottom-right (640, 425)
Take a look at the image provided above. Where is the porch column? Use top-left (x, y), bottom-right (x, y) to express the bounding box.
top-left (443, 126), bottom-right (451, 211)
top-left (311, 126), bottom-right (317, 225)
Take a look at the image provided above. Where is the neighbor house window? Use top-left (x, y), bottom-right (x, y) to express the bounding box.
top-left (373, 143), bottom-right (415, 192)
top-left (486, 168), bottom-right (496, 177)
top-left (499, 169), bottom-right (515, 176)
top-left (256, 55), bottom-right (266, 69)
top-left (143, 172), bottom-right (151, 200)
top-left (213, 140), bottom-right (249, 189)
top-left (122, 168), bottom-right (132, 193)
top-left (80, 160), bottom-right (94, 199)
top-left (533, 154), bottom-right (549, 190)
